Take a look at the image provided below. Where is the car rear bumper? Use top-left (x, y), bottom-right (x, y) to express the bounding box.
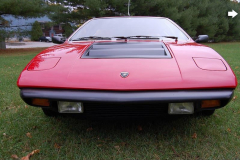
top-left (20, 88), bottom-right (234, 103)
top-left (20, 88), bottom-right (234, 117)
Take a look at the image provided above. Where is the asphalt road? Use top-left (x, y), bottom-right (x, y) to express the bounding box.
top-left (6, 41), bottom-right (58, 48)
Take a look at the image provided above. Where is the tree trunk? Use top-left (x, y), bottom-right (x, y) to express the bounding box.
top-left (0, 41), bottom-right (6, 49)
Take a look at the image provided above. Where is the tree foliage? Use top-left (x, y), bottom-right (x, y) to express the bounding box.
top-left (0, 0), bottom-right (239, 44)
top-left (30, 21), bottom-right (43, 41)
top-left (63, 23), bottom-right (74, 37)
top-left (0, 0), bottom-right (52, 18)
top-left (48, 0), bottom-right (240, 42)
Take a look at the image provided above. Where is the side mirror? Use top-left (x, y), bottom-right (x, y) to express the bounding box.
top-left (52, 36), bottom-right (66, 44)
top-left (195, 35), bottom-right (209, 43)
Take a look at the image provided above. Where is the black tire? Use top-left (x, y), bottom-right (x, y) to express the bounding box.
top-left (47, 40), bottom-right (49, 42)
top-left (42, 108), bottom-right (59, 117)
top-left (199, 110), bottom-right (215, 116)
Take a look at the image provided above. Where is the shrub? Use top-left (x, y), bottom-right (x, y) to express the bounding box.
top-left (30, 21), bottom-right (43, 41)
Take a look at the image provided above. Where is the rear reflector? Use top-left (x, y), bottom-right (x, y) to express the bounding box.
top-left (32, 98), bottom-right (50, 107)
top-left (201, 100), bottom-right (220, 108)
top-left (168, 103), bottom-right (194, 114)
top-left (58, 101), bottom-right (84, 113)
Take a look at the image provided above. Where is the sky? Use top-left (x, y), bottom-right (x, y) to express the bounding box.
top-left (3, 15), bottom-right (50, 26)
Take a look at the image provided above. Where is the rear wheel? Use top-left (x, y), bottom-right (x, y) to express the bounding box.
top-left (42, 108), bottom-right (59, 117)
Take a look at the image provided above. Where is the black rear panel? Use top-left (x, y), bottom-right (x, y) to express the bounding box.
top-left (83, 102), bottom-right (168, 118)
top-left (81, 42), bottom-right (171, 58)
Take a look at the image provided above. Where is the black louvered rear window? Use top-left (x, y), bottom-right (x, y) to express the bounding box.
top-left (81, 42), bottom-right (172, 59)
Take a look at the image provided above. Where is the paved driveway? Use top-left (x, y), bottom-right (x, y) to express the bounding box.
top-left (6, 42), bottom-right (58, 48)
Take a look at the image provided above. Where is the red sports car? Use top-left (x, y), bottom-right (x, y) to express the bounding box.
top-left (17, 17), bottom-right (237, 118)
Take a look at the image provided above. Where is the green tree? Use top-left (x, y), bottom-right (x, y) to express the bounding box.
top-left (63, 23), bottom-right (74, 37)
top-left (0, 29), bottom-right (6, 49)
top-left (30, 21), bottom-right (43, 41)
top-left (45, 0), bottom-right (240, 42)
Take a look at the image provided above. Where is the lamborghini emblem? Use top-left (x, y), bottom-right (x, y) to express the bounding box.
top-left (120, 72), bottom-right (129, 78)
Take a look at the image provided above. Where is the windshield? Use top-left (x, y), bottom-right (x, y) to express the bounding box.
top-left (70, 17), bottom-right (189, 41)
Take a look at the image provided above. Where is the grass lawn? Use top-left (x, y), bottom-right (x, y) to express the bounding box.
top-left (0, 43), bottom-right (240, 159)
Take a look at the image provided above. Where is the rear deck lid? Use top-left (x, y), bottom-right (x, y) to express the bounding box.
top-left (67, 42), bottom-right (182, 90)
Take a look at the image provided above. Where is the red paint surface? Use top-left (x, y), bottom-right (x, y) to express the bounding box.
top-left (28, 57), bottom-right (61, 71)
top-left (17, 40), bottom-right (237, 91)
top-left (193, 57), bottom-right (227, 71)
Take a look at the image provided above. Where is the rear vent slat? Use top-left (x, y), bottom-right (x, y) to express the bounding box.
top-left (91, 43), bottom-right (164, 49)
top-left (89, 48), bottom-right (166, 57)
top-left (82, 42), bottom-right (171, 59)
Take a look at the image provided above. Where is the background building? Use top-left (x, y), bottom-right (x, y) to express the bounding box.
top-left (2, 15), bottom-right (64, 41)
